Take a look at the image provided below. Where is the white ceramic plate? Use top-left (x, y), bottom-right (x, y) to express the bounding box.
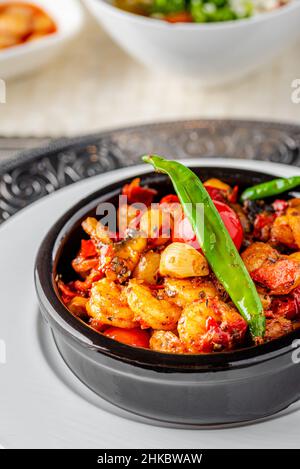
top-left (0, 0), bottom-right (84, 80)
top-left (1, 159), bottom-right (300, 449)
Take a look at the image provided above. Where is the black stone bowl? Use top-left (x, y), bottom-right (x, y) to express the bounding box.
top-left (34, 166), bottom-right (300, 426)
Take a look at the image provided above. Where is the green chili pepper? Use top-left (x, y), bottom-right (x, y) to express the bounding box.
top-left (142, 155), bottom-right (265, 338)
top-left (241, 176), bottom-right (300, 202)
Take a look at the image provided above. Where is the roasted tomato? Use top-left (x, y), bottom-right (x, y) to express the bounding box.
top-left (204, 179), bottom-right (238, 203)
top-left (271, 285), bottom-right (300, 320)
top-left (251, 257), bottom-right (300, 296)
top-left (160, 194), bottom-right (180, 205)
top-left (149, 331), bottom-right (188, 354)
top-left (175, 200), bottom-right (243, 251)
top-left (264, 317), bottom-right (293, 342)
top-left (204, 186), bottom-right (226, 203)
top-left (253, 212), bottom-right (276, 241)
top-left (122, 178), bottom-right (157, 206)
top-left (103, 327), bottom-right (150, 348)
top-left (58, 280), bottom-right (77, 304)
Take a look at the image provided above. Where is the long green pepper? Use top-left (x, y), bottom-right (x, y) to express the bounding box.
top-left (241, 176), bottom-right (300, 202)
top-left (143, 155), bottom-right (265, 338)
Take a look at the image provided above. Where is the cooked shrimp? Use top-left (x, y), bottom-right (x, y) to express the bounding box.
top-left (242, 242), bottom-right (300, 295)
top-left (269, 204), bottom-right (300, 248)
top-left (126, 279), bottom-right (181, 330)
top-left (289, 252), bottom-right (300, 263)
top-left (271, 215), bottom-right (295, 247)
top-left (82, 217), bottom-right (112, 244)
top-left (87, 278), bottom-right (137, 328)
top-left (286, 205), bottom-right (300, 248)
top-left (0, 33), bottom-right (17, 48)
top-left (164, 278), bottom-right (217, 308)
top-left (105, 233), bottom-right (147, 283)
top-left (241, 242), bottom-right (279, 273)
top-left (150, 331), bottom-right (188, 354)
top-left (32, 10), bottom-right (56, 34)
top-left (178, 298), bottom-right (247, 353)
top-left (0, 10), bottom-right (32, 39)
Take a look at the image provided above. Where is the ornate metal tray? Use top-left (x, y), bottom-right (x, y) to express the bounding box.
top-left (1, 119), bottom-right (300, 224)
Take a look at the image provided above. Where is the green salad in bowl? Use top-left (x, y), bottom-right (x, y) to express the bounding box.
top-left (84, 0), bottom-right (300, 83)
top-left (114, 0), bottom-right (291, 22)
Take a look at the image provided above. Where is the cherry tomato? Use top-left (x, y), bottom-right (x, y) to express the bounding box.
top-left (164, 12), bottom-right (193, 23)
top-left (160, 194), bottom-right (180, 205)
top-left (204, 186), bottom-right (226, 203)
top-left (214, 201), bottom-right (243, 250)
top-left (103, 327), bottom-right (150, 349)
top-left (175, 200), bottom-right (243, 251)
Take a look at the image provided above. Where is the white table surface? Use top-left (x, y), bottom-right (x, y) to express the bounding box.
top-left (0, 8), bottom-right (299, 138)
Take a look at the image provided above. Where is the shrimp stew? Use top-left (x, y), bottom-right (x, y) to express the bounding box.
top-left (57, 173), bottom-right (300, 354)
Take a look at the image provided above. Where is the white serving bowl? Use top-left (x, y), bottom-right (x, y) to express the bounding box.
top-left (0, 0), bottom-right (84, 80)
top-left (84, 0), bottom-right (300, 85)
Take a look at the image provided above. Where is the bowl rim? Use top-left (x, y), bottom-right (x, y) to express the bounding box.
top-left (84, 0), bottom-right (300, 31)
top-left (35, 161), bottom-right (300, 372)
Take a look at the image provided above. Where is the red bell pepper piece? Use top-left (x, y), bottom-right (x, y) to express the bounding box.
top-left (122, 178), bottom-right (157, 206)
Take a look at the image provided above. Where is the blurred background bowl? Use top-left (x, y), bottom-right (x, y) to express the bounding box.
top-left (0, 0), bottom-right (84, 80)
top-left (84, 0), bottom-right (300, 85)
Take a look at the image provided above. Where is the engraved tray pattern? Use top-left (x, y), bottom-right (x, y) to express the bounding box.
top-left (1, 119), bottom-right (300, 224)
